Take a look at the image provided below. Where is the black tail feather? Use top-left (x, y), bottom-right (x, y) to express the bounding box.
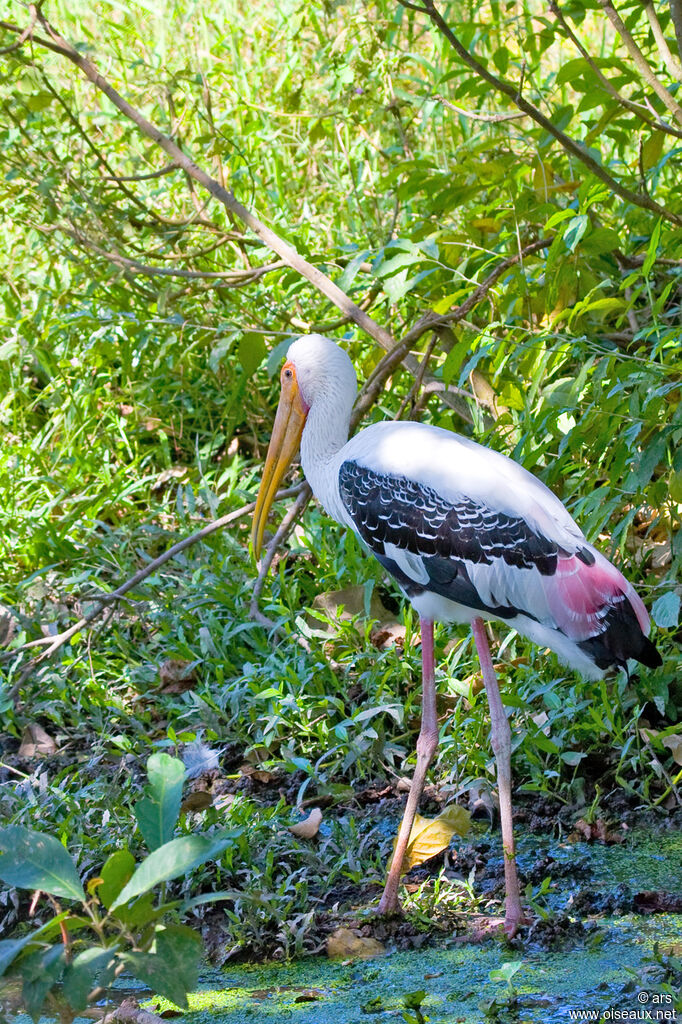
top-left (577, 601), bottom-right (662, 672)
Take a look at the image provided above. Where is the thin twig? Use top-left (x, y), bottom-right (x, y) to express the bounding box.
top-left (435, 95), bottom-right (524, 123)
top-left (550, 1), bottom-right (682, 139)
top-left (0, 3), bottom-right (37, 54)
top-left (595, 0), bottom-right (682, 126)
top-left (398, 0), bottom-right (682, 224)
top-left (642, 1), bottom-right (682, 82)
top-left (103, 162), bottom-right (179, 182)
top-left (2, 484), bottom-right (307, 687)
top-left (60, 227), bottom-right (287, 282)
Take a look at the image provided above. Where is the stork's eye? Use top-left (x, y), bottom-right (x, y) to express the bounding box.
top-left (283, 368), bottom-right (293, 380)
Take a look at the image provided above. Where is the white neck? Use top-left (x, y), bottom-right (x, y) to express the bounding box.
top-left (300, 391), bottom-right (352, 521)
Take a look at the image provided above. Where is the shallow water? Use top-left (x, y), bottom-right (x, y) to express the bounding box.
top-left (13, 826), bottom-right (682, 1023)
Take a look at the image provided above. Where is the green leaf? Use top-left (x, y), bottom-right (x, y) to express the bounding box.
top-left (123, 926), bottom-right (202, 1008)
top-left (111, 832), bottom-right (235, 909)
top-left (0, 827), bottom-right (86, 902)
top-left (564, 214), bottom-right (589, 253)
top-left (0, 936), bottom-right (38, 980)
top-left (0, 914), bottom-right (70, 980)
top-left (238, 332), bottom-right (267, 376)
top-left (651, 592), bottom-right (680, 629)
top-left (134, 753), bottom-right (186, 851)
top-left (643, 218), bottom-right (662, 276)
top-left (97, 849), bottom-right (136, 908)
top-left (62, 948), bottom-right (117, 1012)
top-left (21, 945), bottom-right (65, 1022)
top-left (336, 250), bottom-right (370, 290)
top-left (561, 751), bottom-right (587, 766)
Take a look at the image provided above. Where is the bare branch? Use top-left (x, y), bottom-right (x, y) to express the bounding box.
top-left (550, 1), bottom-right (682, 140)
top-left (401, 0), bottom-right (682, 225)
top-left (435, 95), bottom-right (524, 123)
top-left (596, 0), bottom-right (682, 125)
top-left (3, 484), bottom-right (307, 686)
top-left (103, 163), bottom-right (180, 182)
top-left (670, 0), bottom-right (682, 63)
top-left (58, 226), bottom-right (287, 283)
top-left (643, 0), bottom-right (682, 81)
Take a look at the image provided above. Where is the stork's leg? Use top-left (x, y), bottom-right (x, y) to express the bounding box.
top-left (378, 617), bottom-right (438, 915)
top-left (471, 617), bottom-right (526, 937)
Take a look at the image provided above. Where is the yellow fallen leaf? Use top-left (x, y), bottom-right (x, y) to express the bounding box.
top-left (19, 724), bottom-right (57, 758)
top-left (662, 734), bottom-right (682, 766)
top-left (390, 803), bottom-right (471, 873)
top-left (289, 807), bottom-right (323, 839)
top-left (326, 927), bottom-right (385, 960)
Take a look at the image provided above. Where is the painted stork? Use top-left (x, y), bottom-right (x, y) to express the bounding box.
top-left (251, 333), bottom-right (661, 937)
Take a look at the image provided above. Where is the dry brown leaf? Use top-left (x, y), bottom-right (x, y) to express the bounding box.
top-left (391, 803), bottom-right (471, 873)
top-left (289, 807), bottom-right (322, 839)
top-left (239, 764), bottom-right (276, 784)
top-left (180, 791), bottom-right (213, 813)
top-left (326, 927), bottom-right (385, 960)
top-left (213, 792), bottom-right (236, 813)
top-left (158, 659), bottom-right (197, 694)
top-left (662, 734), bottom-right (682, 766)
top-left (639, 727), bottom-right (682, 766)
top-left (310, 585), bottom-right (401, 641)
top-left (293, 990), bottom-right (324, 1002)
top-left (19, 724), bottom-right (57, 758)
top-left (370, 622), bottom-right (407, 649)
top-left (571, 817), bottom-right (625, 844)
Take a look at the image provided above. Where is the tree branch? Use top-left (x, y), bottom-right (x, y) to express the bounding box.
top-left (670, 0), bottom-right (682, 64)
top-left (400, 0), bottom-right (682, 225)
top-left (3, 12), bottom-right (396, 354)
top-left (56, 226), bottom-right (287, 283)
top-left (550, 1), bottom-right (682, 140)
top-left (2, 485), bottom-right (306, 687)
top-left (643, 0), bottom-right (682, 81)
top-left (596, 0), bottom-right (682, 125)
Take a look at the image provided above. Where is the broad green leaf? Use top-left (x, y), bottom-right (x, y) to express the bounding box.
top-left (62, 948), bottom-right (117, 1012)
top-left (0, 913), bottom-right (71, 980)
top-left (0, 936), bottom-right (39, 980)
top-left (97, 849), bottom-right (136, 908)
top-left (123, 926), bottom-right (202, 1008)
top-left (336, 249), bottom-right (370, 290)
top-left (0, 827), bottom-right (85, 902)
top-left (643, 218), bottom-right (662, 276)
top-left (564, 214), bottom-right (589, 253)
top-left (651, 592), bottom-right (680, 629)
top-left (134, 753), bottom-right (186, 851)
top-left (669, 470), bottom-right (682, 504)
top-left (238, 332), bottom-right (267, 376)
top-left (21, 945), bottom-right (65, 1021)
top-left (111, 832), bottom-right (235, 909)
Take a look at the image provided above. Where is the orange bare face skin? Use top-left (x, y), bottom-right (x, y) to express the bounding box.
top-left (251, 361), bottom-right (309, 558)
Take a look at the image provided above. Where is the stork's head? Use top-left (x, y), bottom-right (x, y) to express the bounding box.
top-left (251, 334), bottom-right (357, 558)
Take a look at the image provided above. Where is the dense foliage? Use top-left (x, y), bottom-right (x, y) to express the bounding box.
top-left (0, 0), bottom-right (681, 1011)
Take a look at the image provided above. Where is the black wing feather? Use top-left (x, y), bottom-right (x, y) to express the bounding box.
top-left (339, 460), bottom-right (558, 574)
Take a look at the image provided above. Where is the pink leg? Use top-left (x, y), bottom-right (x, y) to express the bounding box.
top-left (378, 618), bottom-right (438, 915)
top-left (471, 617), bottom-right (527, 937)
